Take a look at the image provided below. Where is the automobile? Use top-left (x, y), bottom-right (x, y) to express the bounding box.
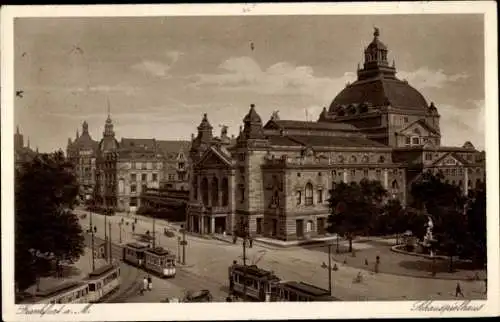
top-left (183, 290), bottom-right (213, 302)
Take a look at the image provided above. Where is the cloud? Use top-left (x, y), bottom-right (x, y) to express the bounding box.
top-left (191, 56), bottom-right (356, 102)
top-left (132, 50), bottom-right (184, 78)
top-left (439, 100), bottom-right (485, 149)
top-left (397, 67), bottom-right (469, 89)
top-left (166, 50), bottom-right (183, 63)
top-left (132, 60), bottom-right (173, 77)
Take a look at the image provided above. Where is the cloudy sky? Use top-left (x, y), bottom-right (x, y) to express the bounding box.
top-left (14, 14), bottom-right (485, 152)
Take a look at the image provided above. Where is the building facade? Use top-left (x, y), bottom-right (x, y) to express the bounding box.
top-left (186, 29), bottom-right (486, 241)
top-left (66, 121), bottom-right (99, 198)
top-left (91, 114), bottom-right (191, 213)
top-left (14, 126), bottom-right (37, 168)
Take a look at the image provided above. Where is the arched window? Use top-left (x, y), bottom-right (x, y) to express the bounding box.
top-left (193, 177), bottom-right (198, 201)
top-left (211, 177), bottom-right (219, 207)
top-left (305, 183), bottom-right (314, 206)
top-left (378, 156), bottom-right (385, 163)
top-left (391, 180), bottom-right (399, 190)
top-left (350, 155), bottom-right (357, 163)
top-left (201, 177), bottom-right (209, 206)
top-left (338, 155), bottom-right (344, 163)
top-left (362, 155), bottom-right (369, 163)
top-left (221, 177), bottom-right (229, 207)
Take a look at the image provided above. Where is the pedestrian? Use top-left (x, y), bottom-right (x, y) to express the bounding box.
top-left (148, 275), bottom-right (153, 291)
top-left (132, 224), bottom-right (135, 233)
top-left (249, 238), bottom-right (253, 248)
top-left (455, 282), bottom-right (464, 297)
top-left (142, 276), bottom-right (148, 294)
top-left (94, 226), bottom-right (97, 233)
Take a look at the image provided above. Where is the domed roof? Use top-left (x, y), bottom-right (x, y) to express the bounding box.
top-left (243, 104), bottom-right (262, 123)
top-left (328, 77), bottom-right (428, 112)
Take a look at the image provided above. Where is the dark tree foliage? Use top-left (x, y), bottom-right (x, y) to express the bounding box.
top-left (410, 171), bottom-right (485, 270)
top-left (15, 151), bottom-right (85, 291)
top-left (327, 179), bottom-right (387, 252)
top-left (465, 186), bottom-right (487, 265)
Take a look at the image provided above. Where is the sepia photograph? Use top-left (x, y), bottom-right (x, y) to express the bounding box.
top-left (2, 2), bottom-right (499, 321)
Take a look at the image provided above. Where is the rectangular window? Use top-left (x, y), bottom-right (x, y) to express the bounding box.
top-left (131, 185), bottom-right (137, 193)
top-left (404, 117), bottom-right (409, 123)
top-left (451, 168), bottom-right (457, 176)
top-left (296, 191), bottom-right (302, 205)
top-left (412, 137), bottom-right (420, 145)
top-left (376, 169), bottom-right (382, 178)
top-left (141, 173), bottom-right (147, 181)
top-left (178, 162), bottom-right (185, 170)
top-left (131, 162), bottom-right (136, 169)
top-left (168, 174), bottom-right (175, 181)
top-left (350, 169), bottom-right (356, 177)
top-left (425, 153), bottom-right (433, 161)
top-left (363, 169), bottom-right (369, 177)
top-left (141, 162), bottom-right (147, 170)
top-left (239, 186), bottom-right (245, 203)
top-left (405, 137), bottom-right (411, 145)
top-left (142, 184), bottom-right (148, 192)
top-left (152, 173), bottom-right (158, 182)
top-left (318, 190), bottom-right (323, 203)
top-left (130, 173), bottom-right (136, 181)
top-left (130, 197), bottom-right (138, 206)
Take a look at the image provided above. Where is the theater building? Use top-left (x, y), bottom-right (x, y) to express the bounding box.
top-left (186, 29), bottom-right (486, 241)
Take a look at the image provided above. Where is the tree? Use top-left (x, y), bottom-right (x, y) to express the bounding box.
top-left (464, 185), bottom-right (487, 266)
top-left (380, 199), bottom-right (405, 241)
top-left (15, 151), bottom-right (85, 291)
top-left (327, 179), bottom-right (387, 252)
top-left (410, 171), bottom-right (470, 272)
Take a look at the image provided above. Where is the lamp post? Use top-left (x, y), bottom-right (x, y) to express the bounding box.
top-left (328, 244), bottom-right (332, 295)
top-left (119, 222), bottom-right (122, 244)
top-left (177, 237), bottom-right (181, 263)
top-left (180, 225), bottom-right (187, 265)
top-left (87, 195), bottom-right (95, 271)
top-left (108, 221), bottom-right (112, 263)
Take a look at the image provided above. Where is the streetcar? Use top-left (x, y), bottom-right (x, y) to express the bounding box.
top-left (20, 281), bottom-right (90, 304)
top-left (85, 263), bottom-right (121, 303)
top-left (229, 264), bottom-right (280, 301)
top-left (122, 242), bottom-right (177, 278)
top-left (276, 281), bottom-right (338, 302)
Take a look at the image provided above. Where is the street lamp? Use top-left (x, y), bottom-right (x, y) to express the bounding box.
top-left (86, 195), bottom-right (95, 271)
top-left (118, 221), bottom-right (123, 244)
top-left (177, 237), bottom-right (181, 263)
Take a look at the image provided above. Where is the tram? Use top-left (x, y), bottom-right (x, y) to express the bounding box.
top-left (228, 264), bottom-right (339, 302)
top-left (86, 263), bottom-right (121, 303)
top-left (20, 281), bottom-right (90, 304)
top-left (276, 281), bottom-right (338, 302)
top-left (229, 264), bottom-right (280, 301)
top-left (122, 242), bottom-right (177, 278)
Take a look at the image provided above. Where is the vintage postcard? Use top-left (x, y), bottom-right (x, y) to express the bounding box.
top-left (1, 2), bottom-right (499, 321)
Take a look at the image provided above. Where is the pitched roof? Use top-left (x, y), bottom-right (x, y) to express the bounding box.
top-left (196, 145), bottom-right (233, 167)
top-left (430, 151), bottom-right (470, 167)
top-left (268, 134), bottom-right (386, 148)
top-left (264, 119), bottom-right (358, 131)
top-left (399, 118), bottom-right (440, 135)
top-left (120, 138), bottom-right (157, 151)
top-left (156, 140), bottom-right (191, 160)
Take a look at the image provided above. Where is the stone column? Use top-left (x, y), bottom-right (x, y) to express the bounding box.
top-left (211, 217), bottom-right (215, 234)
top-left (200, 216), bottom-right (204, 234)
top-left (343, 168), bottom-right (348, 182)
top-left (384, 169), bottom-right (389, 189)
top-left (464, 167), bottom-right (469, 195)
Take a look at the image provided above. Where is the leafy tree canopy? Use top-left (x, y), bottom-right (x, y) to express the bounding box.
top-left (327, 179), bottom-right (387, 251)
top-left (15, 151), bottom-right (85, 292)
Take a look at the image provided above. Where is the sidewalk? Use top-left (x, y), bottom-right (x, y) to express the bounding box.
top-left (24, 247), bottom-right (107, 295)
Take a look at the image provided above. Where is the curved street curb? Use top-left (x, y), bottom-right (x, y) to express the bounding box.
top-left (323, 245), bottom-right (485, 282)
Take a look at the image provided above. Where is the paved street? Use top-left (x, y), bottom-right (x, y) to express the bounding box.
top-left (75, 208), bottom-right (487, 302)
